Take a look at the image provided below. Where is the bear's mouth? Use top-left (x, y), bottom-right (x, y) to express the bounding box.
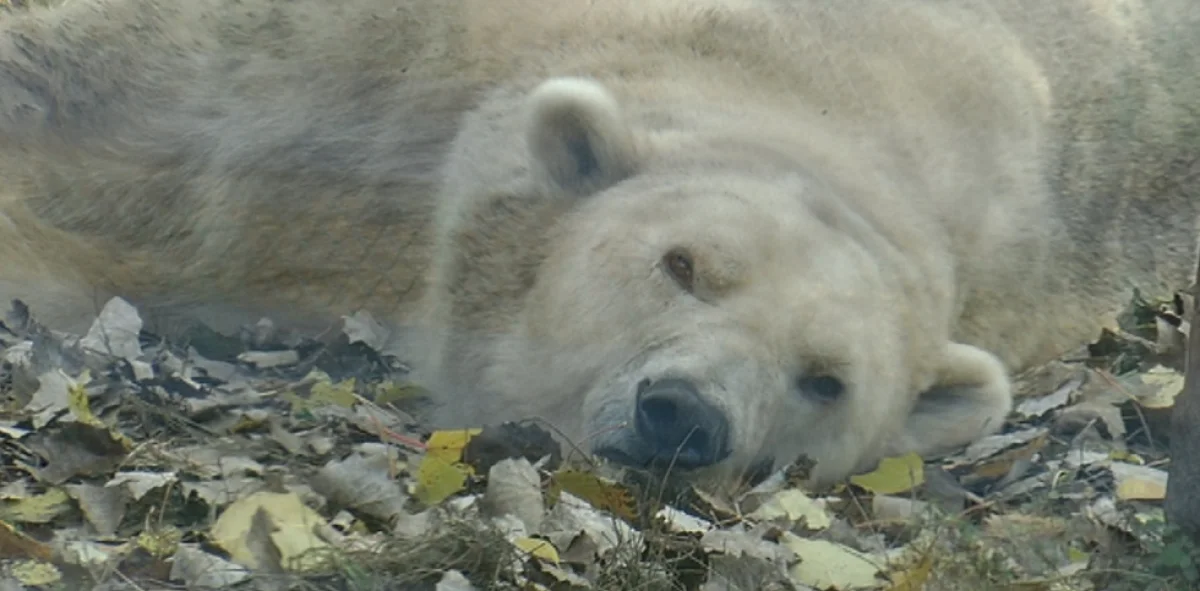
top-left (593, 442), bottom-right (726, 474)
top-left (594, 442), bottom-right (778, 489)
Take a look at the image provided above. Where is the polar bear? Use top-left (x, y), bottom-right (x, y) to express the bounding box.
top-left (0, 0), bottom-right (1196, 488)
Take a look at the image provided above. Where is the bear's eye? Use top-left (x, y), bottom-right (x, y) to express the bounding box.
top-left (796, 374), bottom-right (845, 403)
top-left (663, 248), bottom-right (695, 291)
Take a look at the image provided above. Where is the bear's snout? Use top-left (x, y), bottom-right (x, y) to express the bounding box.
top-left (618, 377), bottom-right (731, 470)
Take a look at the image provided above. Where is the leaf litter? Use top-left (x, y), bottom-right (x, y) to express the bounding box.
top-left (0, 288), bottom-right (1195, 591)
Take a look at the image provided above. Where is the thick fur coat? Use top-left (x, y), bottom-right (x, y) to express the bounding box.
top-left (0, 0), bottom-right (1197, 486)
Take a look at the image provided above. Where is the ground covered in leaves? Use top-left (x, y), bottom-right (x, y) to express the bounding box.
top-left (1, 289), bottom-right (1199, 591)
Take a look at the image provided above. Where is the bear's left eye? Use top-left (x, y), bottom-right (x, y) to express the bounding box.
top-left (796, 374), bottom-right (845, 403)
top-left (662, 247), bottom-right (695, 291)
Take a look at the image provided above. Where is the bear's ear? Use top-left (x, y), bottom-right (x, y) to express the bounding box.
top-left (525, 77), bottom-right (639, 195)
top-left (891, 343), bottom-right (1013, 459)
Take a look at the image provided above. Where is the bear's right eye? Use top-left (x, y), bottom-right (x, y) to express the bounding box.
top-left (663, 248), bottom-right (695, 291)
top-left (796, 374), bottom-right (845, 403)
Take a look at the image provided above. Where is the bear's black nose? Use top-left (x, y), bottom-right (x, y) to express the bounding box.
top-left (634, 377), bottom-right (730, 469)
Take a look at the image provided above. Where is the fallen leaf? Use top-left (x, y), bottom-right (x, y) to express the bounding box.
top-left (426, 429), bottom-right (484, 464)
top-left (871, 495), bottom-right (930, 523)
top-left (342, 310), bottom-right (391, 351)
top-left (210, 491), bottom-right (331, 572)
top-left (547, 470), bottom-right (638, 523)
top-left (1016, 373), bottom-right (1084, 419)
top-left (414, 455), bottom-right (472, 506)
top-left (57, 540), bottom-right (115, 568)
top-left (746, 488), bottom-right (831, 530)
top-left (25, 423), bottom-right (131, 484)
top-left (63, 483), bottom-right (128, 537)
top-left (701, 527), bottom-right (793, 564)
top-left (311, 452), bottom-right (409, 523)
top-left (25, 369), bottom-right (79, 429)
top-left (849, 453), bottom-right (925, 495)
top-left (1133, 365), bottom-right (1184, 409)
top-left (169, 544), bottom-right (250, 589)
top-left (136, 526), bottom-right (183, 559)
top-left (887, 550), bottom-right (934, 591)
top-left (412, 430), bottom-right (484, 505)
top-left (1111, 464), bottom-right (1169, 501)
top-left (780, 533), bottom-right (884, 590)
top-left (513, 536), bottom-right (560, 564)
top-left (536, 561), bottom-right (593, 588)
top-left (237, 350), bottom-right (301, 369)
top-left (181, 477), bottom-right (262, 507)
top-left (8, 560), bottom-right (60, 587)
top-left (540, 492), bottom-right (644, 560)
top-left (435, 570), bottom-right (479, 591)
top-left (657, 505), bottom-right (714, 534)
top-left (0, 520), bottom-right (54, 561)
top-left (956, 427), bottom-right (1048, 465)
top-left (64, 370), bottom-right (102, 428)
top-left (307, 371), bottom-right (358, 408)
top-left (79, 297), bottom-right (143, 362)
top-left (106, 471), bottom-right (178, 501)
top-left (482, 458), bottom-right (545, 533)
top-left (0, 488), bottom-right (71, 524)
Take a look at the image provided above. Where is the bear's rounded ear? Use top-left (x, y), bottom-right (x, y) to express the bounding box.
top-left (889, 343), bottom-right (1013, 459)
top-left (525, 77), bottom-right (639, 196)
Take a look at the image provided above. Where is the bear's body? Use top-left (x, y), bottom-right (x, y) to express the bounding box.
top-left (0, 0), bottom-right (1197, 486)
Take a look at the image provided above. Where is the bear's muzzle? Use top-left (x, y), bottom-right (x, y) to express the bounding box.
top-left (595, 377), bottom-right (731, 471)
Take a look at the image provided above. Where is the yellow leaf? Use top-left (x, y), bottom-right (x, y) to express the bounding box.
top-left (746, 488), bottom-right (831, 530)
top-left (414, 455), bottom-right (471, 506)
top-left (781, 533), bottom-right (884, 589)
top-left (9, 560), bottom-right (62, 586)
top-left (373, 381), bottom-right (430, 405)
top-left (136, 526), bottom-right (183, 559)
top-left (1137, 366), bottom-right (1184, 409)
top-left (888, 550), bottom-right (933, 591)
top-left (66, 370), bottom-right (102, 428)
top-left (0, 488), bottom-right (72, 524)
top-left (849, 453), bottom-right (925, 495)
top-left (548, 470), bottom-right (638, 522)
top-left (284, 370), bottom-right (358, 413)
top-left (1116, 477), bottom-right (1167, 501)
top-left (412, 429), bottom-right (483, 506)
top-left (308, 371), bottom-right (358, 408)
top-left (1109, 450), bottom-right (1145, 465)
top-left (513, 537), bottom-right (560, 564)
top-left (425, 429), bottom-right (483, 464)
top-left (210, 491), bottom-right (331, 572)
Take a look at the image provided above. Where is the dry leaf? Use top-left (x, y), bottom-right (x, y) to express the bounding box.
top-left (746, 488), bottom-right (831, 530)
top-left (547, 469), bottom-right (637, 522)
top-left (0, 520), bottom-right (53, 561)
top-left (311, 452), bottom-right (408, 523)
top-left (849, 452), bottom-right (925, 495)
top-left (780, 533), bottom-right (884, 590)
top-left (7, 561), bottom-right (60, 587)
top-left (63, 483), bottom-right (128, 537)
top-left (482, 458), bottom-right (545, 533)
top-left (513, 536), bottom-right (560, 564)
top-left (1134, 365), bottom-right (1184, 409)
top-left (79, 297), bottom-right (143, 362)
top-left (0, 488), bottom-right (71, 524)
top-left (169, 544), bottom-right (250, 589)
top-left (413, 429), bottom-right (482, 506)
top-left (210, 491), bottom-right (331, 571)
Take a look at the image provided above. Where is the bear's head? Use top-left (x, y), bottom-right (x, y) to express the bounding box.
top-left (487, 77), bottom-right (1013, 489)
